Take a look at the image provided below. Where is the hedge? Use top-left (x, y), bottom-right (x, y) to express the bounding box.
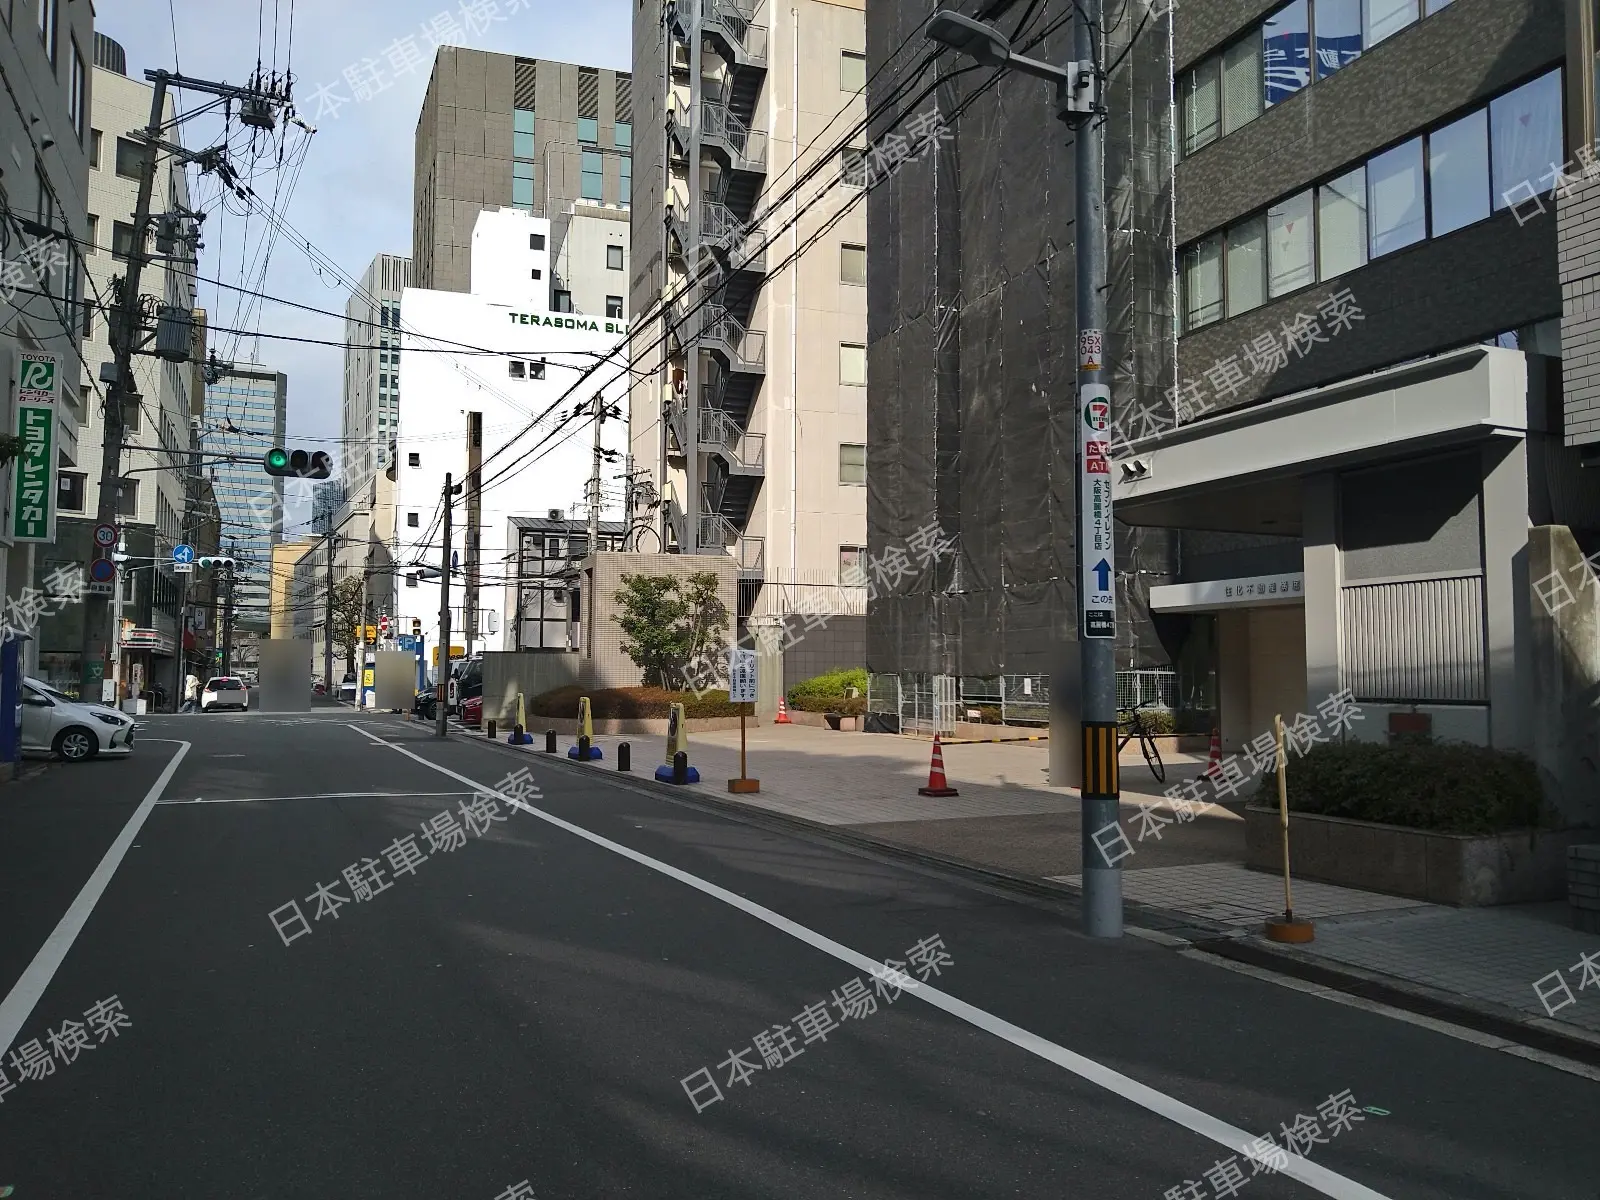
top-left (787, 667), bottom-right (867, 715)
top-left (1256, 741), bottom-right (1552, 835)
top-left (528, 685), bottom-right (743, 720)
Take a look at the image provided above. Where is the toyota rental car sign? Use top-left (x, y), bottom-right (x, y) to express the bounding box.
top-left (11, 352), bottom-right (58, 543)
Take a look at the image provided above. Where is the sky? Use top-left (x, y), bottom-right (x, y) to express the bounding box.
top-left (111, 0), bottom-right (633, 527)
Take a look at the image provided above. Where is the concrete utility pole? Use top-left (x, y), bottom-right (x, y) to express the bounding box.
top-left (323, 533), bottom-right (336, 694)
top-left (80, 76), bottom-right (168, 698)
top-left (924, 6), bottom-right (1121, 937)
top-left (221, 560), bottom-right (236, 676)
top-left (436, 472), bottom-right (455, 739)
top-left (464, 412), bottom-right (482, 658)
top-left (171, 442), bottom-right (200, 711)
top-left (587, 391), bottom-right (604, 557)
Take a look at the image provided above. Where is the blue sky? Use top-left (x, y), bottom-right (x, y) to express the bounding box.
top-left (110, 0), bottom-right (632, 524)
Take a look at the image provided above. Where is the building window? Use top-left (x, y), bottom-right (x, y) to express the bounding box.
top-left (37, 0), bottom-right (56, 68)
top-left (1181, 58), bottom-right (1220, 155)
top-left (58, 470), bottom-right (85, 512)
top-left (1366, 0), bottom-right (1418, 47)
top-left (554, 290), bottom-right (573, 313)
top-left (1266, 189), bottom-right (1314, 297)
top-left (408, 452), bottom-right (420, 467)
top-left (581, 150), bottom-right (603, 200)
top-left (1368, 136), bottom-right (1425, 256)
top-left (116, 477), bottom-right (139, 517)
top-left (86, 212), bottom-right (97, 253)
top-left (530, 268), bottom-right (542, 280)
top-left (841, 50), bottom-right (866, 92)
top-left (407, 572), bottom-right (420, 588)
top-left (606, 295), bottom-right (624, 319)
top-left (1263, 0), bottom-right (1310, 108)
top-left (1181, 236), bottom-right (1223, 331)
top-left (839, 545), bottom-right (866, 582)
top-left (606, 244), bottom-right (624, 270)
top-left (615, 122), bottom-right (632, 149)
top-left (840, 243), bottom-right (867, 286)
top-left (842, 147), bottom-right (866, 188)
top-left (1490, 70), bottom-right (1563, 214)
top-left (115, 136), bottom-right (144, 180)
top-left (1220, 32), bottom-right (1263, 135)
top-left (1428, 108), bottom-right (1489, 236)
top-left (407, 512), bottom-right (420, 527)
top-left (122, 398), bottom-right (141, 433)
top-left (513, 160), bottom-right (535, 211)
top-left (840, 343), bottom-right (867, 386)
top-left (1313, 0), bottom-right (1362, 79)
top-left (89, 128), bottom-right (101, 169)
top-left (510, 360), bottom-right (526, 379)
top-left (1224, 215), bottom-right (1266, 317)
top-left (530, 232), bottom-right (545, 251)
top-left (578, 117), bottom-right (599, 144)
top-left (529, 360), bottom-right (546, 379)
top-left (839, 444), bottom-right (866, 485)
top-left (1316, 165), bottom-right (1367, 278)
top-left (513, 108), bottom-right (535, 159)
top-left (68, 38), bottom-right (86, 140)
top-left (619, 154), bottom-right (631, 204)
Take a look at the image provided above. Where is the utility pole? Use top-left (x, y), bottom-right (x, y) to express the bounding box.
top-left (436, 473), bottom-right (454, 738)
top-left (587, 391), bottom-right (604, 556)
top-left (464, 412), bottom-right (482, 658)
top-left (170, 442), bottom-right (199, 712)
top-left (80, 76), bottom-right (169, 698)
top-left (221, 562), bottom-right (236, 677)
top-left (922, 7), bottom-right (1120, 937)
top-left (323, 532), bottom-right (335, 694)
top-left (356, 568), bottom-right (370, 709)
top-left (109, 535), bottom-right (129, 706)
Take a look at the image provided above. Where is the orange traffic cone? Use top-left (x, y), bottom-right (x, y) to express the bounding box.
top-left (1203, 728), bottom-right (1223, 779)
top-left (918, 734), bottom-right (960, 797)
top-left (775, 695), bottom-right (792, 724)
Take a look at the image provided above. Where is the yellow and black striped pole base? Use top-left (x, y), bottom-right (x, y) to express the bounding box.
top-left (1081, 720), bottom-right (1120, 799)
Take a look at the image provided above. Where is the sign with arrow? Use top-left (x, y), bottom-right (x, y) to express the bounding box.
top-left (173, 543), bottom-right (195, 565)
top-left (1079, 383), bottom-right (1116, 639)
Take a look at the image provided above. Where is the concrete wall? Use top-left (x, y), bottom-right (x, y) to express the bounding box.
top-left (582, 551), bottom-right (739, 687)
top-left (1559, 171), bottom-right (1600, 447)
top-left (1527, 525), bottom-right (1600, 827)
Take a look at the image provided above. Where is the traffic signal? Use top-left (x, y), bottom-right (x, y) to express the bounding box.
top-left (263, 448), bottom-right (333, 479)
top-left (198, 556), bottom-right (236, 569)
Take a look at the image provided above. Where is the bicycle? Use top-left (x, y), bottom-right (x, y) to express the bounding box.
top-left (1116, 699), bottom-right (1167, 784)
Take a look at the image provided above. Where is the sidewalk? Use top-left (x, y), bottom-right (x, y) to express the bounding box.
top-left (514, 722), bottom-right (1600, 1054)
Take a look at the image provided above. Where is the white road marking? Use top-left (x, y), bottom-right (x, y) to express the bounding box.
top-left (0, 740), bottom-right (191, 1056)
top-left (157, 791), bottom-right (470, 806)
top-left (345, 723), bottom-right (1391, 1200)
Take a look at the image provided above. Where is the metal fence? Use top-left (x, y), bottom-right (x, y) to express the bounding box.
top-left (1116, 669), bottom-right (1176, 711)
top-left (868, 673), bottom-right (958, 736)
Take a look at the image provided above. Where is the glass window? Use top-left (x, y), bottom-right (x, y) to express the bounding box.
top-left (69, 38), bottom-right (86, 138)
top-left (513, 159), bottom-right (535, 210)
top-left (530, 233), bottom-right (545, 251)
top-left (606, 244), bottom-right (624, 270)
top-left (841, 50), bottom-right (866, 92)
top-left (1220, 32), bottom-right (1263, 134)
top-left (578, 117), bottom-right (599, 144)
top-left (839, 443), bottom-right (866, 485)
top-left (58, 471), bottom-right (85, 512)
top-left (111, 219), bottom-right (137, 259)
top-left (840, 243), bottom-right (866, 285)
top-left (1317, 165), bottom-right (1368, 278)
top-left (606, 296), bottom-right (624, 319)
top-left (513, 110), bottom-right (535, 160)
top-left (1182, 57), bottom-right (1220, 155)
top-left (614, 122), bottom-right (632, 149)
top-left (116, 477), bottom-right (139, 517)
top-left (408, 452), bottom-right (420, 467)
top-left (619, 154), bottom-right (631, 204)
top-left (509, 360), bottom-right (526, 379)
top-left (38, 0), bottom-right (56, 67)
top-left (581, 150), bottom-right (603, 200)
top-left (1368, 137), bottom-right (1426, 256)
top-left (1490, 70), bottom-right (1563, 212)
top-left (1428, 108), bottom-right (1489, 236)
top-left (1424, 0), bottom-right (1453, 11)
top-left (115, 136), bottom-right (144, 180)
top-left (840, 343), bottom-right (867, 385)
top-left (839, 546), bottom-right (866, 582)
top-left (407, 512), bottom-right (420, 527)
top-left (514, 109), bottom-right (534, 134)
top-left (1366, 0), bottom-right (1418, 47)
top-left (842, 147), bottom-right (866, 188)
top-left (1225, 215), bottom-right (1267, 316)
top-left (1313, 0), bottom-right (1362, 79)
top-left (86, 212), bottom-right (97, 253)
top-left (1181, 235), bottom-right (1223, 331)
top-left (1268, 190), bottom-right (1315, 296)
top-left (1263, 0), bottom-right (1310, 108)
top-left (89, 128), bottom-right (101, 169)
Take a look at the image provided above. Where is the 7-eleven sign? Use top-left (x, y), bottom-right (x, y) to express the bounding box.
top-left (11, 352), bottom-right (58, 543)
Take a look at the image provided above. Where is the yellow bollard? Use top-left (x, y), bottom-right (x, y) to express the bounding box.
top-left (1264, 712), bottom-right (1315, 943)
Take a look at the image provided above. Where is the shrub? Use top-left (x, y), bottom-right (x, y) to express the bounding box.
top-left (1255, 741), bottom-right (1553, 835)
top-left (787, 667), bottom-right (868, 713)
top-left (1129, 707), bottom-right (1176, 736)
top-left (528, 685), bottom-right (743, 720)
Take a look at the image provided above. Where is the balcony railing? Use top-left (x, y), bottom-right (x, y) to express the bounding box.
top-left (700, 101), bottom-right (768, 169)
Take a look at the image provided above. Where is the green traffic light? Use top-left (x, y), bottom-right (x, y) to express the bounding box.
top-left (266, 448), bottom-right (289, 470)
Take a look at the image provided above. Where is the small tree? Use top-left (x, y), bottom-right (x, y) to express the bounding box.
top-left (329, 576), bottom-right (366, 678)
top-left (613, 574), bottom-right (690, 687)
top-left (680, 571), bottom-right (729, 687)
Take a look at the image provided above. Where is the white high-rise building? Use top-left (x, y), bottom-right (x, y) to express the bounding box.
top-left (341, 253), bottom-right (411, 479)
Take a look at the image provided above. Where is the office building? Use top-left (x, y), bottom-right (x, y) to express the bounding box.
top-left (413, 50), bottom-right (632, 295)
top-left (201, 363), bottom-right (288, 633)
top-left (37, 32), bottom-right (197, 697)
top-left (342, 253), bottom-right (410, 476)
top-left (630, 0), bottom-right (871, 671)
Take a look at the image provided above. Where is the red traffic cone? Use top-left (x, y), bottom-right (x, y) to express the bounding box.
top-left (775, 695), bottom-right (792, 724)
top-left (1203, 728), bottom-right (1223, 779)
top-left (918, 734), bottom-right (960, 797)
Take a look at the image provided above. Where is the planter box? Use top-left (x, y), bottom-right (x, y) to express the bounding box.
top-left (1245, 805), bottom-right (1596, 906)
top-left (1572, 845), bottom-right (1600, 933)
top-left (824, 713), bottom-right (860, 732)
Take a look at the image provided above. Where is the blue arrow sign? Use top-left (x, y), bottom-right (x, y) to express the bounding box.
top-left (1092, 559), bottom-right (1112, 592)
top-left (173, 543), bottom-right (195, 564)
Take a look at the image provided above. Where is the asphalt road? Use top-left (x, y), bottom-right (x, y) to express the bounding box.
top-left (0, 709), bottom-right (1596, 1198)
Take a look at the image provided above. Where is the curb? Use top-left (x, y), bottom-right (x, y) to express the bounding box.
top-left (439, 722), bottom-right (1600, 1068)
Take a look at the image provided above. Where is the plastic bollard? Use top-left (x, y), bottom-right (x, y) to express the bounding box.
top-left (578, 734), bottom-right (591, 759)
top-left (545, 729), bottom-right (557, 753)
top-left (618, 742), bottom-right (631, 772)
top-left (673, 751), bottom-right (688, 785)
top-left (486, 719), bottom-right (497, 741)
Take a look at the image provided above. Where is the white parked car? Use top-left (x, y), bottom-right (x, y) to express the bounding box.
top-left (200, 676), bottom-right (249, 712)
top-left (20, 678), bottom-right (137, 762)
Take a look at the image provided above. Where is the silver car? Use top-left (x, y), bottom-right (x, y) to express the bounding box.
top-left (20, 678), bottom-right (137, 762)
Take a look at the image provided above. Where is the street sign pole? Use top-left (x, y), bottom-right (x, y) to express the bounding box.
top-left (727, 647), bottom-right (759, 794)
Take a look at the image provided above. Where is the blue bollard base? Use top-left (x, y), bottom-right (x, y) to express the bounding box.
top-left (654, 764), bottom-right (700, 784)
top-left (568, 745), bottom-right (604, 760)
top-left (507, 732), bottom-right (534, 745)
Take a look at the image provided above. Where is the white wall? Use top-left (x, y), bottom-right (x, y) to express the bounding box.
top-left (471, 208), bottom-right (553, 306)
top-left (559, 206), bottom-right (630, 320)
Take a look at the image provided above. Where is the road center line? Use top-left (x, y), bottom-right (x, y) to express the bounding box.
top-left (344, 723), bottom-right (1390, 1200)
top-left (0, 740), bottom-right (191, 1056)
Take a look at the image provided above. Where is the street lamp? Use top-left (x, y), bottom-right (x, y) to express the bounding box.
top-left (924, 7), bottom-right (1122, 939)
